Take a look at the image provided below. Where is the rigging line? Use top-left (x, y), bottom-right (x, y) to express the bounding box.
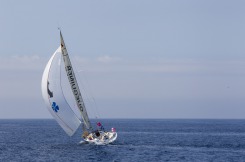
top-left (71, 59), bottom-right (95, 119)
top-left (77, 65), bottom-right (99, 119)
top-left (80, 67), bottom-right (101, 119)
top-left (73, 59), bottom-right (102, 119)
top-left (79, 68), bottom-right (102, 119)
top-left (71, 56), bottom-right (99, 119)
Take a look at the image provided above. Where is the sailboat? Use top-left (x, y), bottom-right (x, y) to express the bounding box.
top-left (41, 31), bottom-right (117, 145)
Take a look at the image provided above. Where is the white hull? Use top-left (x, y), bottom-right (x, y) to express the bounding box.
top-left (82, 131), bottom-right (117, 145)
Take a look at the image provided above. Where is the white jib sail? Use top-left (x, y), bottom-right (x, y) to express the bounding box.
top-left (60, 31), bottom-right (93, 131)
top-left (41, 47), bottom-right (81, 136)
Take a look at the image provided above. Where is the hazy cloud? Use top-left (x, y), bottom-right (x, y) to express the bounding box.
top-left (1, 54), bottom-right (245, 119)
top-left (73, 56), bottom-right (245, 76)
top-left (0, 55), bottom-right (46, 71)
top-left (96, 55), bottom-right (122, 63)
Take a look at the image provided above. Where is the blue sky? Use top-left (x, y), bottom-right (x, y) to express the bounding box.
top-left (1, 0), bottom-right (245, 119)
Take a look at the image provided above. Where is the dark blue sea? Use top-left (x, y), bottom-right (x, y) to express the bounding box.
top-left (0, 119), bottom-right (245, 161)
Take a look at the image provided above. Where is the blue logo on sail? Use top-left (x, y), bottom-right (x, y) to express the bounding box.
top-left (52, 102), bottom-right (59, 112)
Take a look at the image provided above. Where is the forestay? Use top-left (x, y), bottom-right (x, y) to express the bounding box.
top-left (41, 47), bottom-right (81, 136)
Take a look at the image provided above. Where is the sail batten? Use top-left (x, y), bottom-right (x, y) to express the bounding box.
top-left (60, 31), bottom-right (93, 131)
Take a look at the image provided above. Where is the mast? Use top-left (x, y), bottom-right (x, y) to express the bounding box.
top-left (60, 31), bottom-right (93, 131)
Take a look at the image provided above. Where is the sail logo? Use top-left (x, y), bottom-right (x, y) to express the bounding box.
top-left (52, 102), bottom-right (59, 112)
top-left (66, 65), bottom-right (84, 112)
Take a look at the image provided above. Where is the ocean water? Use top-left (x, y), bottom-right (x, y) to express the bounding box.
top-left (0, 119), bottom-right (245, 161)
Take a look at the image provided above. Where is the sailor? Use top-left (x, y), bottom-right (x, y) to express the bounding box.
top-left (82, 131), bottom-right (89, 139)
top-left (88, 134), bottom-right (93, 140)
top-left (97, 122), bottom-right (105, 131)
top-left (102, 134), bottom-right (108, 140)
top-left (111, 127), bottom-right (116, 132)
top-left (94, 130), bottom-right (100, 137)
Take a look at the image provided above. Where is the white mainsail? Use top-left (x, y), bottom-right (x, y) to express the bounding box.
top-left (41, 47), bottom-right (81, 136)
top-left (60, 31), bottom-right (93, 131)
